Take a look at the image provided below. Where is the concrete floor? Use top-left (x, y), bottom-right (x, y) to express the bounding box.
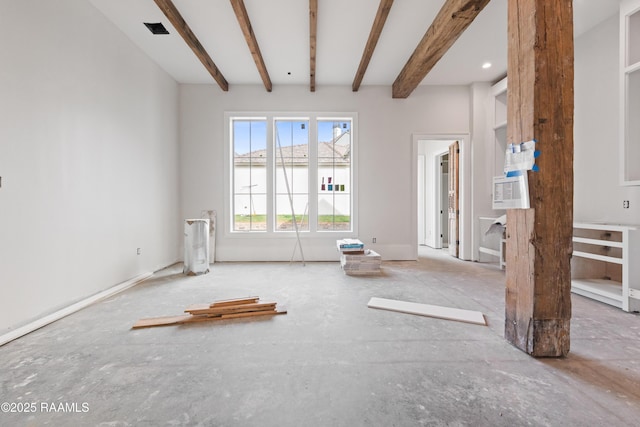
top-left (1, 247), bottom-right (639, 426)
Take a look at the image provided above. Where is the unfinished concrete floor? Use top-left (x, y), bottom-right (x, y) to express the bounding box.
top-left (1, 247), bottom-right (639, 426)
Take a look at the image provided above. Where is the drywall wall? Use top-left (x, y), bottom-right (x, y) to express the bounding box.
top-left (179, 84), bottom-right (470, 261)
top-left (0, 0), bottom-right (180, 333)
top-left (469, 82), bottom-right (492, 261)
top-left (574, 13), bottom-right (640, 223)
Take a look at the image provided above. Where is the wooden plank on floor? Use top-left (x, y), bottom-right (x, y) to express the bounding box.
top-left (367, 297), bottom-right (486, 325)
top-left (210, 296), bottom-right (259, 308)
top-left (184, 303), bottom-right (211, 313)
top-left (185, 302), bottom-right (277, 316)
top-left (131, 314), bottom-right (212, 329)
top-left (132, 306), bottom-right (287, 329)
top-left (221, 307), bottom-right (287, 319)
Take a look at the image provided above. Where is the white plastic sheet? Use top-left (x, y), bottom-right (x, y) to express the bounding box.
top-left (183, 219), bottom-right (210, 275)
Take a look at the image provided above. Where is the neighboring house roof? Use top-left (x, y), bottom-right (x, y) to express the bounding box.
top-left (235, 132), bottom-right (351, 165)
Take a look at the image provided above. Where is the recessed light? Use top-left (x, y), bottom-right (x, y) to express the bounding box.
top-left (482, 62), bottom-right (492, 69)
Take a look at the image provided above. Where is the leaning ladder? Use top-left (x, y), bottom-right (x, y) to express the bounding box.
top-left (275, 128), bottom-right (305, 266)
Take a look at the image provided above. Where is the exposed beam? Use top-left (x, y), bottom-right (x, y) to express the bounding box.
top-left (505, 0), bottom-right (574, 357)
top-left (392, 0), bottom-right (490, 98)
top-left (153, 0), bottom-right (228, 91)
top-left (309, 0), bottom-right (317, 92)
top-left (352, 0), bottom-right (394, 91)
top-left (229, 0), bottom-right (272, 92)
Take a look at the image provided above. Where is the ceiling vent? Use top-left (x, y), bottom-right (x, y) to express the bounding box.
top-left (144, 22), bottom-right (169, 35)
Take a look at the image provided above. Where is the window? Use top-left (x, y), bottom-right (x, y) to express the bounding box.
top-left (317, 120), bottom-right (352, 230)
top-left (275, 120), bottom-right (309, 231)
top-left (232, 118), bottom-right (267, 231)
top-left (228, 113), bottom-right (356, 234)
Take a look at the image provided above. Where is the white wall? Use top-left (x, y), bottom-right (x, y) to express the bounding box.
top-left (469, 82), bottom-right (492, 261)
top-left (179, 84), bottom-right (470, 261)
top-left (574, 13), bottom-right (640, 223)
top-left (0, 0), bottom-right (180, 333)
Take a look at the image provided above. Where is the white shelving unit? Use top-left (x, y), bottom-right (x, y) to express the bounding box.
top-left (620, 0), bottom-right (640, 185)
top-left (477, 78), bottom-right (508, 270)
top-left (571, 223), bottom-right (640, 312)
top-left (491, 78), bottom-right (508, 180)
top-left (478, 216), bottom-right (506, 269)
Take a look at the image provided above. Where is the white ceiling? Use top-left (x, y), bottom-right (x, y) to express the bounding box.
top-left (89, 0), bottom-right (621, 89)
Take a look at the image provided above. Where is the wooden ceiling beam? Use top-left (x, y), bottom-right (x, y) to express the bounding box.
top-left (153, 0), bottom-right (228, 91)
top-left (309, 0), bottom-right (317, 92)
top-left (352, 0), bottom-right (394, 92)
top-left (230, 0), bottom-right (272, 92)
top-left (392, 0), bottom-right (490, 98)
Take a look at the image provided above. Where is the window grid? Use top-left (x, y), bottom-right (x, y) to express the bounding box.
top-left (317, 120), bottom-right (352, 231)
top-left (232, 119), bottom-right (267, 231)
top-left (229, 114), bottom-right (355, 235)
top-left (275, 120), bottom-right (310, 231)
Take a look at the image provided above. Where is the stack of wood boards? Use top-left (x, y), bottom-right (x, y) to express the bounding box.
top-left (340, 249), bottom-right (381, 275)
top-left (131, 296), bottom-right (286, 329)
top-left (337, 239), bottom-right (381, 275)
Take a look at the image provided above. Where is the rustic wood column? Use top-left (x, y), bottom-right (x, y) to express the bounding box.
top-left (505, 0), bottom-right (574, 357)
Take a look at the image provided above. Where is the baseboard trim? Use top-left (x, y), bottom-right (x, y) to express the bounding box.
top-left (0, 272), bottom-right (153, 347)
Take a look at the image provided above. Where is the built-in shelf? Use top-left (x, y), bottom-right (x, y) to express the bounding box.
top-left (491, 78), bottom-right (508, 181)
top-left (478, 216), bottom-right (505, 270)
top-left (571, 222), bottom-right (640, 312)
top-left (572, 236), bottom-right (623, 248)
top-left (572, 250), bottom-right (623, 264)
top-left (571, 279), bottom-right (624, 309)
top-left (620, 1), bottom-right (640, 185)
top-left (482, 78), bottom-right (509, 269)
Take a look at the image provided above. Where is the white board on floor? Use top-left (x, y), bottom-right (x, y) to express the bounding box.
top-left (367, 297), bottom-right (486, 326)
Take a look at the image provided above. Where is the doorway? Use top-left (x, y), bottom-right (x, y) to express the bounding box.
top-left (416, 139), bottom-right (455, 250)
top-left (447, 141), bottom-right (459, 258)
top-left (439, 152), bottom-right (449, 249)
top-left (413, 134), bottom-right (469, 260)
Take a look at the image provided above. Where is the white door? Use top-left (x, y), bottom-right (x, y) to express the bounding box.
top-left (448, 141), bottom-right (459, 258)
top-left (440, 153), bottom-right (449, 248)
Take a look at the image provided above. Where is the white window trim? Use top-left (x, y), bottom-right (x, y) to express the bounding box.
top-left (223, 111), bottom-right (358, 239)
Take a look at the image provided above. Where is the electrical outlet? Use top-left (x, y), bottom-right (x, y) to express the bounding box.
top-left (623, 200), bottom-right (630, 209)
top-left (372, 237), bottom-right (377, 243)
top-left (137, 248), bottom-right (141, 255)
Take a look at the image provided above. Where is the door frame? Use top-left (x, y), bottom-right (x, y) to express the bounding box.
top-left (417, 141), bottom-right (451, 249)
top-left (437, 151), bottom-right (449, 249)
top-left (448, 141), bottom-right (459, 258)
top-left (411, 133), bottom-right (471, 260)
